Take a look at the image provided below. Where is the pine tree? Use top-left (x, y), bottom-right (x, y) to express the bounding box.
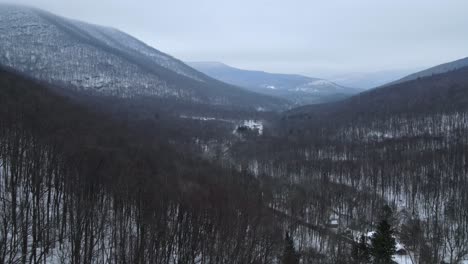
top-left (370, 220), bottom-right (396, 264)
top-left (352, 234), bottom-right (371, 263)
top-left (282, 232), bottom-right (300, 264)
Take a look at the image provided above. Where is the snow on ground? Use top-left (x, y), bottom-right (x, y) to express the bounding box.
top-left (394, 255), bottom-right (413, 264)
top-left (361, 231), bottom-right (414, 264)
top-left (179, 115), bottom-right (233, 123)
top-left (241, 120), bottom-right (263, 135)
top-left (179, 116), bottom-right (263, 136)
top-left (291, 79), bottom-right (340, 93)
top-left (180, 115), bottom-right (217, 121)
top-left (366, 130), bottom-right (395, 140)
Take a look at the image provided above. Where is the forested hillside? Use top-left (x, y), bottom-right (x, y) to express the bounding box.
top-left (221, 67), bottom-right (468, 263)
top-left (388, 57), bottom-right (468, 86)
top-left (286, 66), bottom-right (468, 123)
top-left (0, 68), bottom-right (289, 263)
top-left (0, 4), bottom-right (287, 111)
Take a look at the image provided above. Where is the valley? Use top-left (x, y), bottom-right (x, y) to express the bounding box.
top-left (0, 3), bottom-right (468, 264)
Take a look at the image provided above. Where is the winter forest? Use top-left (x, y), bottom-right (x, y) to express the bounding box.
top-left (1, 2), bottom-right (468, 264)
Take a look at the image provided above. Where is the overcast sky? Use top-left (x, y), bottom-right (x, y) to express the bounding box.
top-left (5, 0), bottom-right (468, 77)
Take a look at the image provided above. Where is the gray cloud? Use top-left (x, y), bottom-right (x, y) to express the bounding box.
top-left (4, 0), bottom-right (468, 76)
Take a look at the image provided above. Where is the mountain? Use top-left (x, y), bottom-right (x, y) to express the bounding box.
top-left (248, 64), bottom-right (468, 264)
top-left (188, 61), bottom-right (363, 105)
top-left (0, 5), bottom-right (287, 111)
top-left (386, 57), bottom-right (468, 86)
top-left (327, 69), bottom-right (419, 89)
top-left (286, 64), bottom-right (468, 123)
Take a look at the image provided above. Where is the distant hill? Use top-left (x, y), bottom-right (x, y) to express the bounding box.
top-left (327, 69), bottom-right (418, 89)
top-left (0, 4), bottom-right (287, 111)
top-left (188, 62), bottom-right (363, 105)
top-left (286, 65), bottom-right (468, 122)
top-left (386, 57), bottom-right (468, 86)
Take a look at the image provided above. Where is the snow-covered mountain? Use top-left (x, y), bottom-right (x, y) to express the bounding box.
top-left (188, 61), bottom-right (363, 105)
top-left (0, 5), bottom-right (286, 110)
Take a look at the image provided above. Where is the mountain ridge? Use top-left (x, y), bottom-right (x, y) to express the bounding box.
top-left (0, 4), bottom-right (287, 111)
top-left (384, 57), bottom-right (468, 87)
top-left (188, 61), bottom-right (363, 105)
top-left (286, 64), bottom-right (468, 123)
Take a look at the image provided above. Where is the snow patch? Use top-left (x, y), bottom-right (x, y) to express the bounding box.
top-left (234, 120), bottom-right (264, 136)
top-left (241, 120), bottom-right (263, 135)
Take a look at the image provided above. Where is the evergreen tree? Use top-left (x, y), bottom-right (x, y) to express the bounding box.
top-left (370, 220), bottom-right (396, 264)
top-left (282, 232), bottom-right (300, 264)
top-left (352, 234), bottom-right (371, 263)
top-left (378, 205), bottom-right (396, 226)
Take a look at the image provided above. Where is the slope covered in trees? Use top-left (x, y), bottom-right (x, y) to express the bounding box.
top-left (221, 65), bottom-right (468, 263)
top-left (0, 68), bottom-right (292, 263)
top-left (388, 56), bottom-right (468, 86)
top-left (286, 65), bottom-right (468, 124)
top-left (0, 4), bottom-right (287, 111)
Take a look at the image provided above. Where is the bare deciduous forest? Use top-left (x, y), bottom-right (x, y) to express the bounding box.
top-left (1, 3), bottom-right (468, 264)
